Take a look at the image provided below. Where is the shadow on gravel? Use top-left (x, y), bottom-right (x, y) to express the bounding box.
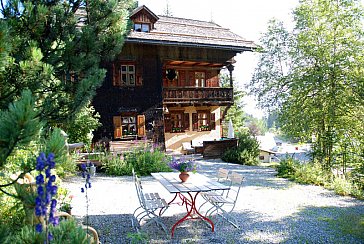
top-left (83, 184), bottom-right (364, 242)
top-left (287, 205), bottom-right (364, 243)
top-left (87, 214), bottom-right (135, 243)
top-left (119, 205), bottom-right (364, 244)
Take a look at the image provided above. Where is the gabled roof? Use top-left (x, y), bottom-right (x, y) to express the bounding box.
top-left (130, 5), bottom-right (159, 23)
top-left (127, 8), bottom-right (257, 52)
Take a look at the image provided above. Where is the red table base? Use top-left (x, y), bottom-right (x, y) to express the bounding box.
top-left (168, 192), bottom-right (214, 237)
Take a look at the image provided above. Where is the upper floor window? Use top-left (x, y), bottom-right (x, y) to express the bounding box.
top-left (134, 23), bottom-right (150, 32)
top-left (195, 72), bottom-right (205, 87)
top-left (121, 65), bottom-right (135, 86)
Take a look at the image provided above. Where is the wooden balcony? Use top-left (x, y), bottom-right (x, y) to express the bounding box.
top-left (163, 87), bottom-right (233, 106)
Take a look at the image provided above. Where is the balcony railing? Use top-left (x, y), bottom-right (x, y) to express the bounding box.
top-left (163, 87), bottom-right (233, 105)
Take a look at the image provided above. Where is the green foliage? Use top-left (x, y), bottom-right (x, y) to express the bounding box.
top-left (331, 177), bottom-right (355, 196)
top-left (127, 231), bottom-right (149, 244)
top-left (277, 159), bottom-right (363, 198)
top-left (276, 157), bottom-right (299, 179)
top-left (102, 154), bottom-right (130, 176)
top-left (62, 104), bottom-right (101, 150)
top-left (101, 147), bottom-right (172, 176)
top-left (222, 132), bottom-right (260, 165)
top-left (0, 90), bottom-right (42, 168)
top-left (50, 219), bottom-right (92, 243)
top-left (249, 0), bottom-right (364, 171)
top-left (4, 219), bottom-right (92, 244)
top-left (1, 0), bottom-right (136, 123)
top-left (0, 0), bottom-right (135, 234)
top-left (277, 159), bottom-right (331, 186)
top-left (220, 72), bottom-right (247, 134)
top-left (245, 115), bottom-right (267, 136)
top-left (0, 193), bottom-right (25, 234)
top-left (293, 162), bottom-right (330, 186)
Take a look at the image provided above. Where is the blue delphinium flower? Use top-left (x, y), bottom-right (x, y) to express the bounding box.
top-left (34, 152), bottom-right (59, 243)
top-left (80, 161), bottom-right (94, 232)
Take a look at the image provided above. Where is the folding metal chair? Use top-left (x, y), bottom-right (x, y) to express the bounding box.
top-left (131, 169), bottom-right (169, 234)
top-left (204, 171), bottom-right (244, 228)
top-left (199, 168), bottom-right (230, 212)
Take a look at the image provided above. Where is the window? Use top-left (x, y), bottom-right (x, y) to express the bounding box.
top-left (121, 65), bottom-right (135, 86)
top-left (192, 111), bottom-right (215, 131)
top-left (122, 116), bottom-right (136, 136)
top-left (164, 112), bottom-right (189, 133)
top-left (134, 23), bottom-right (150, 32)
top-left (195, 72), bottom-right (205, 87)
top-left (113, 114), bottom-right (143, 139)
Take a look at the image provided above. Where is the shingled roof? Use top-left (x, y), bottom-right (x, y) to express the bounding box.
top-left (127, 7), bottom-right (257, 52)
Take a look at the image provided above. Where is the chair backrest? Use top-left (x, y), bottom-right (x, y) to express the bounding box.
top-left (132, 168), bottom-right (146, 206)
top-left (217, 168), bottom-right (230, 182)
top-left (226, 172), bottom-right (244, 203)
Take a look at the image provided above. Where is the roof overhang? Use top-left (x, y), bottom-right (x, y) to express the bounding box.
top-left (125, 38), bottom-right (256, 53)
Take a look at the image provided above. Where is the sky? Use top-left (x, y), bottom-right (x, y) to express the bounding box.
top-left (137, 0), bottom-right (299, 118)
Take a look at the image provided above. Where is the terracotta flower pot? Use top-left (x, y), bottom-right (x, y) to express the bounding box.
top-left (179, 172), bottom-right (190, 182)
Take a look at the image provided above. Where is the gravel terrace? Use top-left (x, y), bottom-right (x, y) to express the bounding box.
top-left (62, 156), bottom-right (364, 243)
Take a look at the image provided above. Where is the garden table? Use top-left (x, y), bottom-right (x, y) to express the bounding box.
top-left (151, 172), bottom-right (230, 237)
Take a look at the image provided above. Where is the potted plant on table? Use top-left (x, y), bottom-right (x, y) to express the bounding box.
top-left (168, 157), bottom-right (197, 182)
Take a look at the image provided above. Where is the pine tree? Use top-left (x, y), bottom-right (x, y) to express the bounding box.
top-left (0, 0), bottom-right (135, 124)
top-left (0, 0), bottom-right (135, 167)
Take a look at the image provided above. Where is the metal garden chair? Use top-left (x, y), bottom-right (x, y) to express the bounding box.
top-left (131, 169), bottom-right (169, 234)
top-left (203, 171), bottom-right (244, 228)
top-left (198, 168), bottom-right (230, 212)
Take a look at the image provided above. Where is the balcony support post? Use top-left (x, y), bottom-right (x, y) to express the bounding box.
top-left (227, 64), bottom-right (234, 88)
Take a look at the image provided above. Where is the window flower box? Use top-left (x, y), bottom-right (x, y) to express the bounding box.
top-left (199, 125), bottom-right (210, 131)
top-left (171, 127), bottom-right (183, 133)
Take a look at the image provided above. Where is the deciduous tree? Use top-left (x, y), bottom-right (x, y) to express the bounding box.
top-left (250, 0), bottom-right (364, 169)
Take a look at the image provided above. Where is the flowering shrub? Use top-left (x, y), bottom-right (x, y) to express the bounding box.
top-left (34, 152), bottom-right (59, 242)
top-left (169, 157), bottom-right (197, 173)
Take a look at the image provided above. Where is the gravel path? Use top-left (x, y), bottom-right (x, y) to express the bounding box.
top-left (62, 156), bottom-right (364, 243)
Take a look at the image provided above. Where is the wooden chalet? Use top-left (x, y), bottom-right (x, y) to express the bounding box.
top-left (92, 5), bottom-right (256, 153)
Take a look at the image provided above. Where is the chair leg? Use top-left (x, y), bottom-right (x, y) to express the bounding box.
top-left (143, 209), bottom-right (169, 235)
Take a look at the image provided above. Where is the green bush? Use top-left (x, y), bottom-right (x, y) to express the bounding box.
top-left (0, 194), bottom-right (25, 242)
top-left (276, 157), bottom-right (299, 178)
top-left (4, 219), bottom-right (92, 243)
top-left (62, 104), bottom-right (101, 151)
top-left (293, 162), bottom-right (330, 186)
top-left (277, 159), bottom-right (330, 186)
top-left (101, 147), bottom-right (172, 176)
top-left (102, 154), bottom-right (130, 176)
top-left (221, 132), bottom-right (260, 165)
top-left (331, 177), bottom-right (354, 196)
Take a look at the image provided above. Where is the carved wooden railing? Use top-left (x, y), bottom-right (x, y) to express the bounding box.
top-left (163, 87), bottom-right (233, 105)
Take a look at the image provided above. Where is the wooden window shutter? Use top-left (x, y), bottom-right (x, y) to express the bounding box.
top-left (192, 113), bottom-right (198, 131)
top-left (112, 63), bottom-right (116, 86)
top-left (183, 113), bottom-right (190, 131)
top-left (137, 115), bottom-right (146, 137)
top-left (210, 113), bottom-right (216, 130)
top-left (113, 116), bottom-right (122, 138)
top-left (188, 71), bottom-right (195, 86)
top-left (164, 114), bottom-right (171, 132)
top-left (136, 64), bottom-right (143, 86)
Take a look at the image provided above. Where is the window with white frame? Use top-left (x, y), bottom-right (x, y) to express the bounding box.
top-left (121, 65), bottom-right (135, 86)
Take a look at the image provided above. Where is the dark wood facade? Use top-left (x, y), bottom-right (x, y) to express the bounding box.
top-left (93, 42), bottom-right (235, 146)
top-left (91, 5), bottom-right (256, 151)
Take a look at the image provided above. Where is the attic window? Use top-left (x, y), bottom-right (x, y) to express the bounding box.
top-left (134, 23), bottom-right (150, 32)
